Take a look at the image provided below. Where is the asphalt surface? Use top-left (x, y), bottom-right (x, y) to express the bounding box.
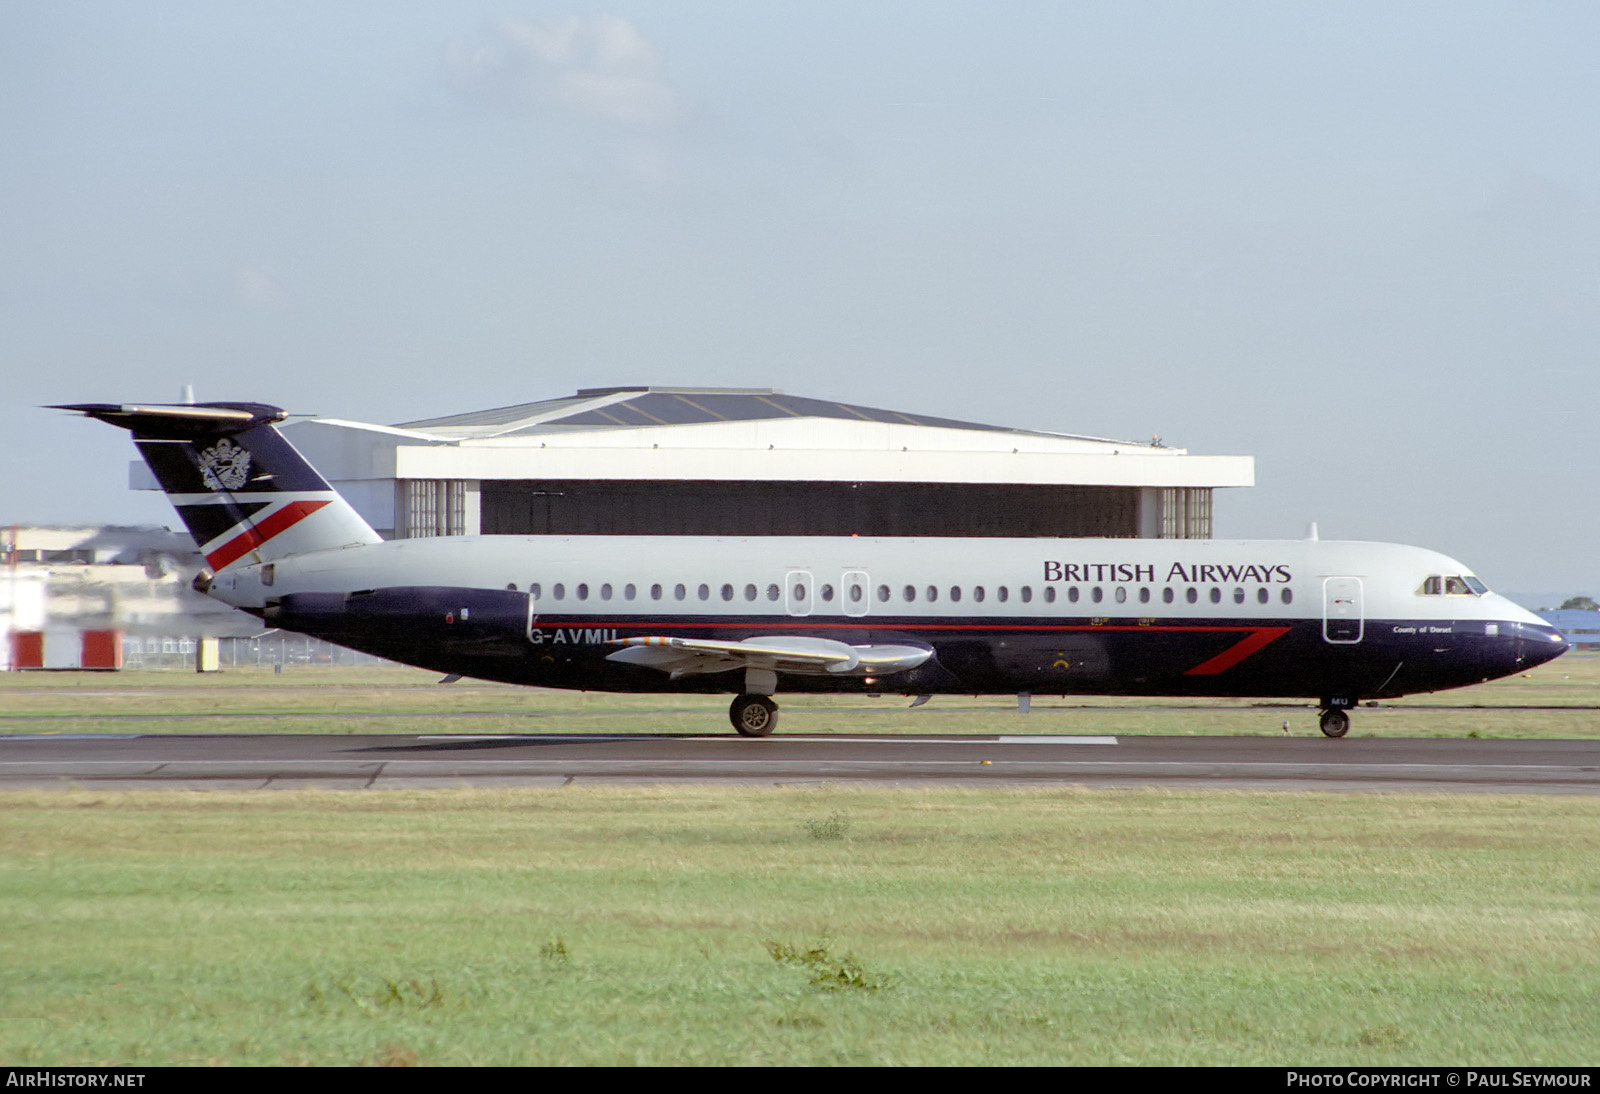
top-left (1, 732), bottom-right (1596, 793)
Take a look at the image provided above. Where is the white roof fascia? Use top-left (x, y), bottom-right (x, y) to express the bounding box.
top-left (464, 417), bottom-right (1182, 456)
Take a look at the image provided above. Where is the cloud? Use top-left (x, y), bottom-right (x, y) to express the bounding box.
top-left (235, 265), bottom-right (288, 310)
top-left (446, 15), bottom-right (682, 127)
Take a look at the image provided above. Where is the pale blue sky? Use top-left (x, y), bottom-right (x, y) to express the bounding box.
top-left (4, 3), bottom-right (1596, 596)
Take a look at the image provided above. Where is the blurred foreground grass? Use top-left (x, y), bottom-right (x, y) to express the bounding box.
top-left (0, 784), bottom-right (1594, 1065)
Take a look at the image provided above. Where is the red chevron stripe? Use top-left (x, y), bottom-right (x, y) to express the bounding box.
top-left (1182, 626), bottom-right (1292, 675)
top-left (205, 499), bottom-right (331, 570)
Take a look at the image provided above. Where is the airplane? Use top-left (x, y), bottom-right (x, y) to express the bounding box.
top-left (56, 400), bottom-right (1570, 738)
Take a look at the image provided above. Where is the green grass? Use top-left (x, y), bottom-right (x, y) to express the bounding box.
top-left (2, 653), bottom-right (1597, 736)
top-left (0, 786), bottom-right (1595, 1065)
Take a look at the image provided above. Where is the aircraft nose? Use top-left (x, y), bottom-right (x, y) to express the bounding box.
top-left (1519, 622), bottom-right (1570, 669)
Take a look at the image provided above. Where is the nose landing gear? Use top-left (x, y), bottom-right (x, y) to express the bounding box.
top-left (1318, 707), bottom-right (1350, 738)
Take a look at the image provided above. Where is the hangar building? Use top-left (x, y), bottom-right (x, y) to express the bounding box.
top-left (139, 386), bottom-right (1255, 541)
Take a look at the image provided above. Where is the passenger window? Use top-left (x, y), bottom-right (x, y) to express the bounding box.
top-left (849, 583), bottom-right (864, 603)
top-left (624, 584), bottom-right (636, 600)
top-left (1067, 586), bottom-right (1079, 603)
top-left (767, 584), bottom-right (781, 601)
top-left (821, 584), bottom-right (835, 602)
top-left (600, 583), bottom-right (612, 600)
top-left (1114, 587), bottom-right (1127, 604)
top-left (973, 586), bottom-right (985, 603)
top-left (674, 584), bottom-right (686, 601)
top-left (1044, 587), bottom-right (1057, 603)
top-left (792, 584), bottom-right (806, 600)
top-left (926, 585), bottom-right (938, 602)
top-left (720, 584), bottom-right (734, 601)
top-left (1281, 588), bottom-right (1293, 605)
top-left (1209, 588), bottom-right (1221, 604)
top-left (903, 585), bottom-right (916, 602)
top-left (553, 583), bottom-right (566, 600)
top-left (997, 586), bottom-right (1009, 603)
top-left (1091, 587), bottom-right (1103, 604)
top-left (1138, 587), bottom-right (1150, 604)
top-left (697, 584), bottom-right (709, 601)
top-left (1186, 588), bottom-right (1198, 604)
top-left (530, 583), bottom-right (542, 599)
top-left (1162, 587), bottom-right (1173, 604)
top-left (1020, 586), bottom-right (1033, 603)
top-left (577, 583), bottom-right (589, 600)
top-left (650, 584), bottom-right (662, 600)
top-left (744, 584), bottom-right (757, 601)
top-left (877, 585), bottom-right (890, 602)
top-left (1256, 588), bottom-right (1268, 604)
top-left (1233, 587), bottom-right (1245, 604)
top-left (950, 586), bottom-right (962, 602)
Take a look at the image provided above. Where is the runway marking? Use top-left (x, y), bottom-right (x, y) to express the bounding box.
top-left (683, 736), bottom-right (1119, 745)
top-left (415, 735), bottom-right (636, 742)
top-left (0, 734), bottom-right (144, 741)
top-left (997, 736), bottom-right (1117, 745)
top-left (0, 760), bottom-right (1580, 772)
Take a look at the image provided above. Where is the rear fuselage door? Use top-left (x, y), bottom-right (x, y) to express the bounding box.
top-left (1323, 577), bottom-right (1364, 643)
top-left (785, 570), bottom-right (814, 617)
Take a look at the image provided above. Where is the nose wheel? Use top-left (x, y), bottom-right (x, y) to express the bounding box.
top-left (730, 693), bottom-right (778, 737)
top-left (1318, 708), bottom-right (1350, 738)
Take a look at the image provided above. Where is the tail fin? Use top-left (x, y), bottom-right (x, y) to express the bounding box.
top-left (56, 402), bottom-right (382, 571)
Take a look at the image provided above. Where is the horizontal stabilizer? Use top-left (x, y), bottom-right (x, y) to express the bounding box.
top-left (51, 402), bottom-right (287, 435)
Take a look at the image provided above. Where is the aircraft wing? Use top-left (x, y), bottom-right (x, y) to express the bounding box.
top-left (606, 635), bottom-right (932, 680)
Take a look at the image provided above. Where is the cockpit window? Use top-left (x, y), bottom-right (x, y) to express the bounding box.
top-left (1419, 574), bottom-right (1486, 596)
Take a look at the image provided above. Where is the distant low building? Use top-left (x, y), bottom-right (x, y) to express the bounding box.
top-left (1, 525), bottom-right (250, 669)
top-left (1537, 609), bottom-right (1600, 651)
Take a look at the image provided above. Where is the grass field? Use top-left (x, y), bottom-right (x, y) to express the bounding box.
top-left (2, 658), bottom-right (1595, 1065)
top-left (1, 785), bottom-right (1595, 1065)
top-left (1, 651), bottom-right (1597, 738)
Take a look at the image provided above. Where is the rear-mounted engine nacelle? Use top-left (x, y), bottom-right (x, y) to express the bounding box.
top-left (262, 586), bottom-right (533, 644)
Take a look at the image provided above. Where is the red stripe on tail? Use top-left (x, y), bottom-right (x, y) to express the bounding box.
top-left (204, 499), bottom-right (332, 570)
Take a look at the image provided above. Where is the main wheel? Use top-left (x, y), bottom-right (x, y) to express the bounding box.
top-left (1319, 708), bottom-right (1350, 738)
top-left (730, 693), bottom-right (778, 737)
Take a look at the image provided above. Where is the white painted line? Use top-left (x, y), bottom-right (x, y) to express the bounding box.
top-left (997, 736), bottom-right (1118, 745)
top-left (0, 734), bottom-right (144, 741)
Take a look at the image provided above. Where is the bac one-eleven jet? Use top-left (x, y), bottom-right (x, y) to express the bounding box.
top-left (57, 401), bottom-right (1568, 737)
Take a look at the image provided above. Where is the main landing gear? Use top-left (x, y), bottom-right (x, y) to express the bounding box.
top-left (1318, 707), bottom-right (1351, 738)
top-left (730, 693), bottom-right (778, 737)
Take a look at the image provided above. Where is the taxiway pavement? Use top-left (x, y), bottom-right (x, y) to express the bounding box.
top-left (1, 733), bottom-right (1595, 793)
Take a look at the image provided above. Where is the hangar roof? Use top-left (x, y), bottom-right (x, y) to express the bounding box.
top-left (258, 384), bottom-right (1255, 495)
top-left (396, 386), bottom-right (1118, 444)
